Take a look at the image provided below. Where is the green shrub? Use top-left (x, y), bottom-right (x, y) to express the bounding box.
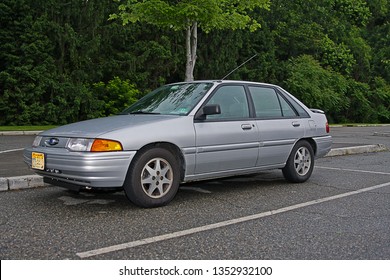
top-left (286, 55), bottom-right (349, 122)
top-left (93, 77), bottom-right (140, 117)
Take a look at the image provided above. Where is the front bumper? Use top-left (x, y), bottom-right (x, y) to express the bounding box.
top-left (24, 148), bottom-right (136, 189)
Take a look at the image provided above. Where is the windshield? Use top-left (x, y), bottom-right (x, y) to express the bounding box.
top-left (122, 82), bottom-right (213, 115)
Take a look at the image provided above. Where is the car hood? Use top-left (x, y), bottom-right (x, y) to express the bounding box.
top-left (41, 115), bottom-right (181, 138)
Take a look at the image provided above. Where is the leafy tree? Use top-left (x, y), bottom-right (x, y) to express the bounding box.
top-left (0, 0), bottom-right (56, 125)
top-left (93, 76), bottom-right (140, 116)
top-left (344, 79), bottom-right (373, 123)
top-left (1, 0), bottom-right (389, 125)
top-left (318, 35), bottom-right (356, 75)
top-left (111, 0), bottom-right (271, 81)
top-left (286, 55), bottom-right (349, 122)
top-left (370, 77), bottom-right (390, 122)
top-left (331, 0), bottom-right (371, 27)
top-left (366, 0), bottom-right (390, 83)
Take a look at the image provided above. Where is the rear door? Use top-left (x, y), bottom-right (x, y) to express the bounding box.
top-left (248, 86), bottom-right (305, 167)
top-left (194, 85), bottom-right (259, 174)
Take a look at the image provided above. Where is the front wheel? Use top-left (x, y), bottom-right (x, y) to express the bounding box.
top-left (282, 140), bottom-right (314, 183)
top-left (123, 148), bottom-right (180, 208)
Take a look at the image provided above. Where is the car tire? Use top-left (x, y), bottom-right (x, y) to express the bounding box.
top-left (282, 140), bottom-right (314, 183)
top-left (123, 147), bottom-right (180, 208)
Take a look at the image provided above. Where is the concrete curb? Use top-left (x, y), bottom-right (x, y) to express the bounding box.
top-left (0, 131), bottom-right (43, 136)
top-left (0, 144), bottom-right (388, 192)
top-left (325, 144), bottom-right (388, 157)
top-left (0, 175), bottom-right (48, 191)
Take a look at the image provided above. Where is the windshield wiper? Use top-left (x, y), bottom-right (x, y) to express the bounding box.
top-left (129, 110), bottom-right (161, 115)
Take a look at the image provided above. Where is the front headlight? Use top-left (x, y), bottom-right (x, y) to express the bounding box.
top-left (66, 138), bottom-right (123, 152)
top-left (66, 138), bottom-right (93, 152)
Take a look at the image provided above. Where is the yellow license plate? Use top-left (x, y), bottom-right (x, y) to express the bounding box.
top-left (32, 152), bottom-right (45, 170)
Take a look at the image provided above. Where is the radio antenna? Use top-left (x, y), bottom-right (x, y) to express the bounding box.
top-left (221, 53), bottom-right (258, 80)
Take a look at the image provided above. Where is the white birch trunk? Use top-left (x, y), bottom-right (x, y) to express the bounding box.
top-left (185, 21), bottom-right (197, 82)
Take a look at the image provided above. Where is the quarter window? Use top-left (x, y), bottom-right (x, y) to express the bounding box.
top-left (279, 96), bottom-right (298, 117)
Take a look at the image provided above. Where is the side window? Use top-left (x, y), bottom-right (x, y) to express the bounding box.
top-left (249, 87), bottom-right (282, 118)
top-left (279, 96), bottom-right (298, 117)
top-left (279, 88), bottom-right (310, 117)
top-left (249, 86), bottom-right (297, 118)
top-left (205, 85), bottom-right (249, 120)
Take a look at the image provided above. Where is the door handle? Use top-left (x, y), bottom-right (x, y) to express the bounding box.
top-left (241, 124), bottom-right (253, 130)
top-left (292, 121), bottom-right (301, 127)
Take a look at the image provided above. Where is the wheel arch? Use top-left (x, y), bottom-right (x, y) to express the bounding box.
top-left (135, 142), bottom-right (186, 181)
top-left (301, 138), bottom-right (317, 156)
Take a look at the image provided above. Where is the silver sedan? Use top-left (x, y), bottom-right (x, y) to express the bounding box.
top-left (24, 80), bottom-right (332, 207)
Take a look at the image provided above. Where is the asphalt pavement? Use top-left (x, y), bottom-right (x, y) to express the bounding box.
top-left (0, 126), bottom-right (390, 260)
top-left (1, 148), bottom-right (389, 260)
top-left (0, 125), bottom-right (389, 190)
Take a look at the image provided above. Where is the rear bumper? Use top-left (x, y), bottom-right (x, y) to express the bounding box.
top-left (24, 148), bottom-right (136, 189)
top-left (313, 135), bottom-right (332, 158)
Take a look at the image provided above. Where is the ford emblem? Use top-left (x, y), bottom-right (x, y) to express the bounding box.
top-left (46, 138), bottom-right (59, 146)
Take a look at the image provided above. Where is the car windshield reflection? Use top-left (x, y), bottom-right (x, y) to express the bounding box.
top-left (122, 82), bottom-right (213, 116)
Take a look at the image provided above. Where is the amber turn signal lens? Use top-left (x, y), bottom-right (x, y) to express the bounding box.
top-left (91, 139), bottom-right (123, 152)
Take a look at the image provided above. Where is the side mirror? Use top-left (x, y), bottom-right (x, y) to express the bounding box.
top-left (195, 104), bottom-right (221, 120)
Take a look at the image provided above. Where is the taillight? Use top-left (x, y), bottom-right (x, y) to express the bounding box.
top-left (326, 122), bottom-right (330, 133)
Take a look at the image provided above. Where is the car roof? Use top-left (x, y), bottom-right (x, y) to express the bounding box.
top-left (170, 80), bottom-right (278, 88)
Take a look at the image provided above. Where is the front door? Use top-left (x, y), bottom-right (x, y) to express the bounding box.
top-left (194, 85), bottom-right (259, 174)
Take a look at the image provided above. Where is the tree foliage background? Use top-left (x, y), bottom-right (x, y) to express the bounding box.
top-left (0, 0), bottom-right (389, 125)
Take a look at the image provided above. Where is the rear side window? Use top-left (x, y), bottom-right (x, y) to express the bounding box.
top-left (249, 86), bottom-right (298, 119)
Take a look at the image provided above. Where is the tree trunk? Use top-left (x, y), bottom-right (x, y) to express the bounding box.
top-left (185, 21), bottom-right (197, 82)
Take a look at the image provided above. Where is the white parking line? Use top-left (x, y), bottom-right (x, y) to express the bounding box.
top-left (76, 181), bottom-right (390, 259)
top-left (0, 148), bottom-right (24, 154)
top-left (316, 166), bottom-right (390, 175)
